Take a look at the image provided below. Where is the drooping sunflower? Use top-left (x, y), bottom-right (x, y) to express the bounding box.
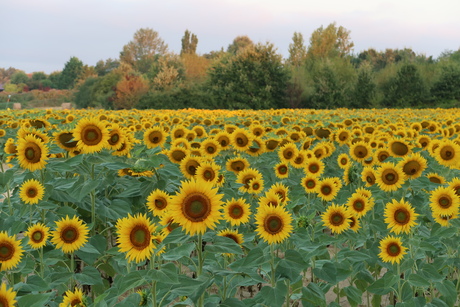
top-left (426, 172), bottom-right (446, 184)
top-left (321, 204), bottom-right (351, 234)
top-left (255, 204), bottom-right (293, 244)
top-left (388, 138), bottom-right (411, 157)
top-left (397, 152), bottom-right (427, 179)
top-left (433, 139), bottom-right (460, 168)
top-left (274, 162), bottom-right (290, 179)
top-left (4, 138), bottom-right (17, 155)
top-left (305, 157), bottom-right (325, 177)
top-left (337, 153), bottom-right (351, 169)
top-left (448, 177), bottom-right (460, 197)
top-left (258, 190), bottom-right (283, 208)
top-left (433, 211), bottom-right (458, 227)
top-left (159, 212), bottom-right (181, 236)
top-left (179, 156), bottom-right (201, 179)
top-left (350, 141), bottom-right (372, 163)
top-left (25, 223), bottom-right (50, 249)
top-left (384, 199), bottom-right (419, 234)
top-left (0, 283), bottom-right (17, 307)
top-left (429, 186), bottom-right (460, 217)
top-left (59, 288), bottom-right (86, 307)
top-left (19, 178), bottom-right (45, 205)
top-left (51, 216), bottom-right (89, 254)
top-left (217, 229), bottom-right (244, 256)
top-left (316, 178), bottom-right (339, 202)
top-left (222, 198), bottom-right (251, 226)
top-left (0, 231), bottom-right (24, 271)
top-left (16, 135), bottom-right (49, 171)
top-left (278, 143), bottom-right (298, 163)
top-left (167, 146), bottom-right (189, 164)
top-left (116, 213), bottom-right (157, 263)
top-left (268, 183), bottom-right (290, 203)
top-left (143, 127), bottom-right (167, 149)
top-left (169, 178), bottom-right (223, 235)
top-left (301, 174), bottom-right (320, 194)
top-left (54, 130), bottom-right (79, 152)
top-left (290, 150), bottom-right (308, 168)
top-left (72, 118), bottom-right (110, 154)
top-left (375, 148), bottom-right (390, 163)
top-left (378, 235), bottom-right (407, 264)
top-left (246, 137), bottom-right (266, 157)
top-left (335, 128), bottom-right (351, 145)
top-left (226, 156), bottom-right (250, 174)
top-left (346, 193), bottom-right (372, 218)
top-left (375, 162), bottom-right (406, 192)
top-left (230, 128), bottom-right (253, 152)
top-left (146, 189), bottom-right (171, 217)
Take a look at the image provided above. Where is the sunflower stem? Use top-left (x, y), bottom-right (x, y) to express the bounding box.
top-left (39, 246), bottom-right (44, 278)
top-left (396, 262), bottom-right (402, 303)
top-left (270, 243), bottom-right (276, 287)
top-left (150, 254), bottom-right (157, 307)
top-left (90, 163), bottom-right (96, 236)
top-left (285, 279), bottom-right (290, 307)
top-left (196, 233), bottom-right (205, 307)
top-left (70, 253), bottom-right (75, 289)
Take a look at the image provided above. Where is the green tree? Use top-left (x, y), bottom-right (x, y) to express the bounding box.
top-left (95, 58), bottom-right (120, 76)
top-left (181, 30), bottom-right (198, 55)
top-left (288, 32), bottom-right (307, 67)
top-left (227, 36), bottom-right (254, 55)
top-left (431, 64), bottom-right (460, 101)
top-left (10, 71), bottom-right (29, 85)
top-left (120, 28), bottom-right (168, 74)
top-left (0, 67), bottom-right (19, 84)
top-left (351, 62), bottom-right (376, 108)
top-left (74, 77), bottom-right (99, 108)
top-left (382, 64), bottom-right (427, 107)
top-left (307, 23), bottom-right (354, 59)
top-left (208, 42), bottom-right (290, 109)
top-left (58, 56), bottom-right (84, 89)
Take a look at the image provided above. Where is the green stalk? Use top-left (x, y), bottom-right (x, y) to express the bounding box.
top-left (397, 262), bottom-right (402, 303)
top-left (197, 233), bottom-right (204, 307)
top-left (90, 163), bottom-right (96, 235)
top-left (285, 279), bottom-right (290, 307)
top-left (150, 254), bottom-right (157, 307)
top-left (39, 247), bottom-right (44, 278)
top-left (270, 243), bottom-right (276, 287)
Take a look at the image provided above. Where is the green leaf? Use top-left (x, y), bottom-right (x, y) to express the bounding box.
top-left (0, 168), bottom-right (14, 186)
top-left (49, 272), bottom-right (73, 287)
top-left (426, 298), bottom-right (450, 307)
top-left (367, 272), bottom-right (398, 295)
top-left (435, 280), bottom-right (457, 306)
top-left (253, 281), bottom-right (287, 307)
top-left (371, 294), bottom-right (381, 307)
top-left (343, 286), bottom-right (362, 307)
top-left (17, 292), bottom-right (53, 307)
top-left (339, 249), bottom-right (371, 263)
top-left (102, 198), bottom-right (132, 220)
top-left (16, 275), bottom-right (49, 292)
top-left (205, 236), bottom-right (244, 255)
top-left (301, 283), bottom-right (327, 307)
top-left (114, 292), bottom-right (141, 306)
top-left (115, 270), bottom-right (148, 295)
top-left (162, 227), bottom-right (191, 244)
top-left (75, 240), bottom-right (102, 265)
top-left (69, 177), bottom-right (99, 201)
top-left (276, 249), bottom-right (308, 282)
top-left (229, 247), bottom-right (267, 272)
top-left (219, 298), bottom-right (246, 307)
top-left (116, 180), bottom-right (142, 197)
top-left (162, 243), bottom-right (195, 261)
top-left (171, 275), bottom-right (212, 303)
top-left (75, 266), bottom-right (103, 286)
top-left (407, 273), bottom-right (430, 288)
top-left (419, 263), bottom-right (443, 282)
top-left (313, 261), bottom-right (351, 285)
top-left (147, 262), bottom-right (179, 284)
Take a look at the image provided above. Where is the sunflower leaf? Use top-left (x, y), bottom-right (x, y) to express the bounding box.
top-left (205, 235), bottom-right (244, 255)
top-left (162, 242), bottom-right (195, 261)
top-left (16, 292), bottom-right (53, 307)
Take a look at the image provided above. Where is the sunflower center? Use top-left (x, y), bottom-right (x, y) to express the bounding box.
top-left (387, 243), bottom-right (401, 256)
top-left (403, 161), bottom-right (420, 175)
top-left (366, 174), bottom-right (375, 184)
top-left (82, 126), bottom-right (103, 145)
top-left (440, 146), bottom-right (454, 160)
top-left (129, 225), bottom-right (151, 249)
top-left (109, 133), bottom-right (120, 145)
top-left (0, 297), bottom-right (8, 307)
top-left (330, 213), bottom-right (344, 226)
top-left (27, 187), bottom-right (37, 198)
top-left (183, 193), bottom-right (211, 222)
top-left (340, 158), bottom-right (348, 165)
top-left (231, 161), bottom-right (245, 172)
top-left (236, 135), bottom-right (248, 146)
top-left (354, 145), bottom-right (367, 158)
top-left (70, 298), bottom-right (82, 306)
top-left (252, 183), bottom-right (260, 190)
top-left (378, 153), bottom-right (388, 162)
top-left (61, 226), bottom-right (78, 244)
top-left (229, 205), bottom-right (243, 219)
top-left (0, 242), bottom-right (14, 261)
top-left (188, 165), bottom-right (197, 175)
top-left (155, 198), bottom-right (167, 210)
top-left (439, 196), bottom-right (452, 208)
top-left (349, 217), bottom-right (356, 228)
top-left (321, 185), bottom-right (332, 195)
top-left (207, 146), bottom-right (215, 153)
top-left (32, 230), bottom-right (44, 243)
top-left (203, 169), bottom-right (215, 181)
top-left (171, 150), bottom-right (186, 162)
top-left (394, 209), bottom-right (410, 224)
top-left (25, 143), bottom-right (42, 163)
top-left (278, 166), bottom-right (288, 174)
top-left (149, 131), bottom-right (162, 144)
top-left (264, 215), bottom-right (283, 234)
top-left (382, 170), bottom-right (398, 184)
top-left (353, 200), bottom-right (364, 211)
top-left (306, 180), bottom-right (315, 189)
top-left (309, 164), bottom-right (319, 173)
top-left (283, 150), bottom-right (293, 159)
top-left (224, 234), bottom-right (239, 244)
top-left (429, 176), bottom-right (441, 184)
top-left (391, 141), bottom-right (409, 156)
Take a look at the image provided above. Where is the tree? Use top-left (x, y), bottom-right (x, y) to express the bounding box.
top-left (120, 28), bottom-right (168, 73)
top-left (28, 71), bottom-right (48, 90)
top-left (10, 71), bottom-right (29, 85)
top-left (181, 30), bottom-right (198, 55)
top-left (0, 67), bottom-right (19, 84)
top-left (351, 62), bottom-right (376, 108)
top-left (382, 64), bottom-right (427, 107)
top-left (95, 58), bottom-right (120, 76)
top-left (114, 71), bottom-right (149, 109)
top-left (74, 77), bottom-right (99, 108)
top-left (58, 56), bottom-right (84, 89)
top-left (288, 32), bottom-right (307, 67)
top-left (431, 64), bottom-right (460, 101)
top-left (227, 36), bottom-right (254, 55)
top-left (307, 23), bottom-right (354, 59)
top-left (208, 42), bottom-right (290, 109)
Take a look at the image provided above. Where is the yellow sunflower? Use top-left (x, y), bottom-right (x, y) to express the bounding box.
top-left (217, 229), bottom-right (244, 256)
top-left (116, 213), bottom-right (157, 263)
top-left (321, 204), bottom-right (351, 234)
top-left (51, 216), bottom-right (89, 254)
top-left (236, 168), bottom-right (263, 193)
top-left (167, 146), bottom-right (189, 164)
top-left (426, 172), bottom-right (446, 184)
top-left (59, 288), bottom-right (86, 307)
top-left (0, 232), bottom-right (24, 271)
top-left (54, 130), bottom-right (79, 152)
top-left (255, 204), bottom-right (293, 244)
top-left (388, 138), bottom-right (411, 157)
top-left (19, 178), bottom-right (45, 205)
top-left (305, 157), bottom-right (325, 177)
top-left (278, 143), bottom-right (298, 163)
top-left (337, 153), bottom-right (351, 169)
top-left (448, 177), bottom-right (460, 197)
top-left (268, 183), bottom-right (290, 203)
top-left (214, 131), bottom-right (231, 150)
top-left (179, 156), bottom-right (202, 179)
top-left (16, 135), bottom-right (49, 171)
top-left (143, 127), bottom-right (167, 149)
top-left (4, 138), bottom-right (17, 155)
top-left (246, 137), bottom-right (266, 157)
top-left (433, 211), bottom-right (458, 227)
top-left (0, 283), bottom-right (17, 307)
top-left (222, 198), bottom-right (252, 226)
top-left (200, 138), bottom-right (222, 158)
top-left (106, 124), bottom-right (125, 151)
top-left (384, 199), bottom-right (419, 234)
top-left (247, 178), bottom-right (265, 195)
top-left (226, 156), bottom-right (250, 174)
top-left (378, 235), bottom-right (407, 264)
top-left (25, 223), bottom-right (50, 249)
top-left (317, 178), bottom-right (339, 202)
top-left (258, 190), bottom-right (283, 208)
top-left (429, 186), bottom-right (459, 217)
top-left (169, 178), bottom-right (223, 235)
top-left (274, 162), bottom-right (290, 179)
top-left (195, 161), bottom-right (221, 186)
top-left (375, 162), bottom-right (406, 192)
top-left (346, 193), bottom-right (372, 218)
top-left (397, 152), bottom-right (427, 179)
top-left (146, 189), bottom-right (171, 217)
top-left (375, 149), bottom-right (391, 163)
top-left (72, 118), bottom-right (109, 154)
top-left (350, 141), bottom-right (372, 163)
top-left (230, 128), bottom-right (253, 152)
top-left (301, 174), bottom-right (320, 194)
top-left (348, 215), bottom-right (361, 232)
top-left (335, 128), bottom-right (351, 145)
top-left (433, 139), bottom-right (460, 168)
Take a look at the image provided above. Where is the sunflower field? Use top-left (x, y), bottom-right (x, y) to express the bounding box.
top-left (0, 108), bottom-right (460, 307)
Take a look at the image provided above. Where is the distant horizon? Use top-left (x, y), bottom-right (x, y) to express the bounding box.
top-left (2, 0), bottom-right (459, 74)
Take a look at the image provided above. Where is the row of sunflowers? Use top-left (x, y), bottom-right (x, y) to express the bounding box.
top-left (0, 108), bottom-right (459, 306)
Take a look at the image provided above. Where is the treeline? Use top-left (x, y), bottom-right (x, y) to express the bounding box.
top-left (2, 23), bottom-right (460, 109)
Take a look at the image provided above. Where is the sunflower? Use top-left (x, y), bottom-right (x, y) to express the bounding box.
top-left (429, 186), bottom-right (459, 217)
top-left (169, 178), bottom-right (223, 235)
top-left (0, 232), bottom-right (24, 271)
top-left (19, 178), bottom-right (45, 205)
top-left (416, 135), bottom-right (430, 149)
top-left (222, 198), bottom-right (251, 226)
top-left (258, 190), bottom-right (283, 208)
top-left (255, 204), bottom-right (293, 244)
top-left (217, 229), bottom-right (244, 256)
top-left (195, 160), bottom-right (221, 186)
top-left (106, 124), bottom-right (125, 151)
top-left (346, 193), bottom-right (372, 218)
top-left (171, 125), bottom-right (187, 140)
top-left (448, 177), bottom-right (460, 197)
top-left (116, 213), bottom-right (157, 263)
top-left (59, 288), bottom-right (86, 307)
top-left (301, 174), bottom-right (319, 194)
top-left (433, 211), bottom-right (458, 227)
top-left (426, 172), bottom-right (446, 184)
top-left (236, 168), bottom-right (263, 193)
top-left (350, 141), bottom-right (372, 163)
top-left (433, 139), bottom-right (460, 168)
top-left (274, 162), bottom-right (290, 179)
top-left (54, 130), bottom-right (79, 151)
top-left (167, 146), bottom-right (189, 164)
top-left (290, 150), bottom-right (308, 168)
top-left (146, 189), bottom-right (171, 217)
top-left (348, 215), bottom-right (361, 232)
top-left (4, 138), bottom-right (17, 155)
top-left (388, 138), bottom-right (411, 157)
top-left (384, 199), bottom-right (419, 234)
top-left (51, 216), bottom-right (89, 254)
top-left (321, 204), bottom-right (351, 234)
top-left (192, 125), bottom-right (207, 138)
top-left (179, 156), bottom-right (201, 179)
top-left (144, 127), bottom-right (167, 149)
top-left (397, 152), bottom-right (427, 179)
top-left (317, 178), bottom-right (339, 202)
top-left (246, 137), bottom-right (266, 157)
top-left (200, 138), bottom-right (222, 158)
top-left (375, 162), bottom-right (406, 192)
top-left (226, 156), bottom-right (250, 174)
top-left (0, 283), bottom-right (17, 307)
top-left (268, 183), bottom-right (290, 203)
top-left (159, 212), bottom-right (181, 236)
top-left (214, 131), bottom-right (231, 149)
top-left (17, 127), bottom-right (50, 144)
top-left (278, 143), bottom-right (298, 163)
top-left (378, 235), bottom-right (407, 264)
top-left (230, 128), bottom-right (253, 152)
top-left (25, 223), bottom-right (50, 249)
top-left (16, 135), bottom-right (49, 171)
top-left (72, 118), bottom-right (109, 154)
top-left (247, 178), bottom-right (264, 194)
top-left (337, 153), bottom-right (351, 169)
top-left (335, 128), bottom-right (351, 145)
top-left (265, 138), bottom-right (280, 151)
top-left (305, 157), bottom-right (325, 177)
top-left (250, 124), bottom-right (266, 137)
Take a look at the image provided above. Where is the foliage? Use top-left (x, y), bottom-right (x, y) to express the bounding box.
top-left (227, 35), bottom-right (254, 55)
top-left (58, 57), bottom-right (84, 90)
top-left (307, 22), bottom-right (354, 59)
top-left (113, 72), bottom-right (149, 109)
top-left (288, 32), bottom-right (307, 67)
top-left (10, 71), bottom-right (29, 85)
top-left (181, 29), bottom-right (198, 55)
top-left (382, 64), bottom-right (427, 107)
top-left (431, 63), bottom-right (460, 101)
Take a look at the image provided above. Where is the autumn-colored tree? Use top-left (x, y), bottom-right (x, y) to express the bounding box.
top-left (120, 28), bottom-right (168, 73)
top-left (181, 54), bottom-right (210, 82)
top-left (181, 30), bottom-right (198, 55)
top-left (0, 67), bottom-right (19, 84)
top-left (227, 36), bottom-right (254, 55)
top-left (288, 32), bottom-right (307, 67)
top-left (95, 58), bottom-right (120, 76)
top-left (307, 23), bottom-right (354, 59)
top-left (114, 70), bottom-right (149, 109)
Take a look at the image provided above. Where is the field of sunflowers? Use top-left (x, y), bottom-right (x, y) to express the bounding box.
top-left (0, 107), bottom-right (459, 307)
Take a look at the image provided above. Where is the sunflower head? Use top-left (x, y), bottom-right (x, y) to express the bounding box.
top-left (25, 223), bottom-right (50, 249)
top-left (321, 204), bottom-right (351, 234)
top-left (17, 135), bottom-right (49, 171)
top-left (0, 283), bottom-right (17, 307)
top-left (146, 189), bottom-right (171, 217)
top-left (226, 156), bottom-right (250, 174)
top-left (384, 199), bottom-right (419, 234)
top-left (378, 235), bottom-right (407, 264)
top-left (51, 215), bottom-right (89, 254)
top-left (274, 162), bottom-right (289, 179)
top-left (0, 231), bottom-right (24, 271)
top-left (375, 162), bottom-right (406, 192)
top-left (255, 204), bottom-right (293, 244)
top-left (429, 186), bottom-right (460, 218)
top-left (223, 198), bottom-right (251, 226)
top-left (60, 288), bottom-right (87, 307)
top-left (73, 118), bottom-right (110, 154)
top-left (19, 178), bottom-right (45, 205)
top-left (397, 152), bottom-right (427, 179)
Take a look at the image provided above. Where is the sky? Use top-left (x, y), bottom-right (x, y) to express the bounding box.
top-left (1, 0), bottom-right (460, 74)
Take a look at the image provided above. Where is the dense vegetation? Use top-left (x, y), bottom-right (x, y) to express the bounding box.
top-left (1, 23), bottom-right (460, 109)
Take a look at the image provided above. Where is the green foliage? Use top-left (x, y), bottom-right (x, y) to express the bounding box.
top-left (382, 64), bottom-right (427, 107)
top-left (95, 58), bottom-right (120, 76)
top-left (10, 71), bottom-right (29, 84)
top-left (431, 63), bottom-right (460, 101)
top-left (74, 77), bottom-right (99, 108)
top-left (227, 35), bottom-right (254, 55)
top-left (58, 56), bottom-right (84, 89)
top-left (288, 32), bottom-right (307, 67)
top-left (351, 62), bottom-right (376, 108)
top-left (307, 22), bottom-right (354, 59)
top-left (181, 29), bottom-right (198, 55)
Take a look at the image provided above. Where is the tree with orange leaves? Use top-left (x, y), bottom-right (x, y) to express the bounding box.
top-left (114, 72), bottom-right (149, 109)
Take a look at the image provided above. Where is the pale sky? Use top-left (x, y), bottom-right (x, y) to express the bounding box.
top-left (1, 0), bottom-right (460, 74)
